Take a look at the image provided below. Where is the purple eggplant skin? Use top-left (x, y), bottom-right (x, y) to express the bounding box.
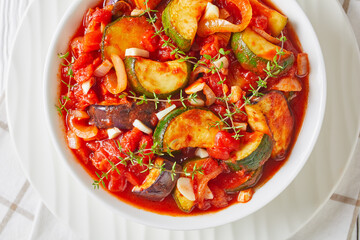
top-left (132, 158), bottom-right (182, 201)
top-left (87, 102), bottom-right (157, 130)
top-left (103, 0), bottom-right (133, 20)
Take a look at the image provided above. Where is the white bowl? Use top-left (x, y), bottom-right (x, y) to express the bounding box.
top-left (44, 0), bottom-right (326, 231)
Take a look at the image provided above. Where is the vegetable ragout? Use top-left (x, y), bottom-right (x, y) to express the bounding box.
top-left (57, 0), bottom-right (309, 215)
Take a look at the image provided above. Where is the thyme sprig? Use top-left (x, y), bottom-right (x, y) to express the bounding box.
top-left (119, 90), bottom-right (198, 109)
top-left (56, 52), bottom-right (75, 116)
top-left (92, 141), bottom-right (204, 189)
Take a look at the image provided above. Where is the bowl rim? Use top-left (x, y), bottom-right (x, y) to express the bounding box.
top-left (43, 0), bottom-right (326, 230)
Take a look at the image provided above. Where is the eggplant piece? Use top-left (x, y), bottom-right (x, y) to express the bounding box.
top-left (87, 102), bottom-right (156, 130)
top-left (132, 158), bottom-right (181, 201)
top-left (245, 90), bottom-right (294, 159)
top-left (104, 0), bottom-right (133, 20)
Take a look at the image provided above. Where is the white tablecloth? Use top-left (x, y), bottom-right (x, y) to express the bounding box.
top-left (0, 0), bottom-right (359, 239)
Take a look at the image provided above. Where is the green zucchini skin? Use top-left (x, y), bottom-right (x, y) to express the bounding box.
top-left (101, 16), bottom-right (152, 60)
top-left (172, 157), bottom-right (208, 212)
top-left (231, 32), bottom-right (268, 74)
top-left (231, 31), bottom-right (294, 75)
top-left (153, 108), bottom-right (188, 150)
top-left (224, 167), bottom-right (263, 194)
top-left (226, 133), bottom-right (273, 171)
top-left (124, 57), bottom-right (191, 99)
top-left (161, 0), bottom-right (192, 52)
top-left (172, 187), bottom-right (195, 213)
top-left (153, 108), bottom-right (222, 151)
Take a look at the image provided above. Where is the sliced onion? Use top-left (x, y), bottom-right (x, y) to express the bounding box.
top-left (203, 84), bottom-right (216, 106)
top-left (197, 0), bottom-right (252, 37)
top-left (190, 66), bottom-right (208, 82)
top-left (296, 53), bottom-right (309, 77)
top-left (68, 110), bottom-right (98, 139)
top-left (204, 186), bottom-right (214, 200)
top-left (229, 85), bottom-right (242, 103)
top-left (94, 59), bottom-right (113, 77)
top-left (107, 127), bottom-right (122, 139)
top-left (202, 2), bottom-right (219, 20)
top-left (155, 104), bottom-right (177, 121)
top-left (252, 26), bottom-right (281, 45)
top-left (271, 77), bottom-right (302, 92)
top-left (81, 77), bottom-right (95, 95)
top-left (133, 119), bottom-right (152, 134)
top-left (125, 48), bottom-right (150, 58)
top-left (185, 79), bottom-right (205, 94)
top-left (131, 8), bottom-right (145, 16)
top-left (233, 122), bottom-right (247, 131)
top-left (196, 162), bottom-right (222, 206)
top-left (67, 130), bottom-right (81, 149)
top-left (189, 97), bottom-right (205, 107)
top-left (71, 109), bottom-right (90, 119)
top-left (234, 122), bottom-right (248, 130)
top-left (237, 188), bottom-right (254, 203)
top-left (219, 8), bottom-right (230, 19)
top-left (212, 56), bottom-right (229, 70)
top-left (107, 54), bottom-right (127, 94)
top-left (195, 148), bottom-right (209, 158)
top-left (177, 177), bottom-right (196, 201)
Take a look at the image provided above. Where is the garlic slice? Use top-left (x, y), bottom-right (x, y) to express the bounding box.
top-left (133, 119), bottom-right (152, 134)
top-left (107, 127), bottom-right (122, 139)
top-left (177, 177), bottom-right (196, 201)
top-left (125, 48), bottom-right (150, 58)
top-left (155, 104), bottom-right (177, 121)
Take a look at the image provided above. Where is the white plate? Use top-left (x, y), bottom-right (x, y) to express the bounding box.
top-left (6, 0), bottom-right (360, 239)
top-left (43, 0), bottom-right (325, 230)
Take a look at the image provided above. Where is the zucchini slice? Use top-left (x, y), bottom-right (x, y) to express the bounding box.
top-left (218, 167), bottom-right (263, 193)
top-left (101, 16), bottom-right (153, 59)
top-left (153, 108), bottom-right (222, 151)
top-left (162, 0), bottom-right (208, 52)
top-left (173, 186), bottom-right (196, 213)
top-left (132, 157), bottom-right (181, 201)
top-left (249, 0), bottom-right (288, 37)
top-left (124, 57), bottom-right (191, 98)
top-left (226, 132), bottom-right (273, 171)
top-left (245, 91), bottom-right (294, 159)
top-left (231, 28), bottom-right (294, 75)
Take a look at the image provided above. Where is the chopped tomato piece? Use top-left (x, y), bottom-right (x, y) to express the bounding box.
top-left (70, 37), bottom-right (84, 58)
top-left (141, 29), bottom-right (159, 53)
top-left (83, 29), bottom-right (103, 52)
top-left (207, 131), bottom-right (241, 160)
top-left (250, 15), bottom-right (268, 30)
top-left (69, 85), bottom-right (98, 110)
top-left (204, 73), bottom-right (229, 97)
top-left (88, 139), bottom-right (122, 171)
top-left (126, 164), bottom-right (149, 186)
top-left (233, 98), bottom-right (248, 122)
top-left (72, 53), bottom-right (94, 71)
top-left (74, 64), bottom-right (95, 83)
top-left (138, 135), bottom-right (154, 163)
top-left (120, 128), bottom-right (144, 153)
top-left (153, 35), bottom-right (176, 62)
top-left (108, 171), bottom-right (127, 192)
top-left (91, 6), bottom-right (112, 25)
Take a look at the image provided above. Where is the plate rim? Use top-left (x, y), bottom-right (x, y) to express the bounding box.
top-left (5, 0), bottom-right (360, 237)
